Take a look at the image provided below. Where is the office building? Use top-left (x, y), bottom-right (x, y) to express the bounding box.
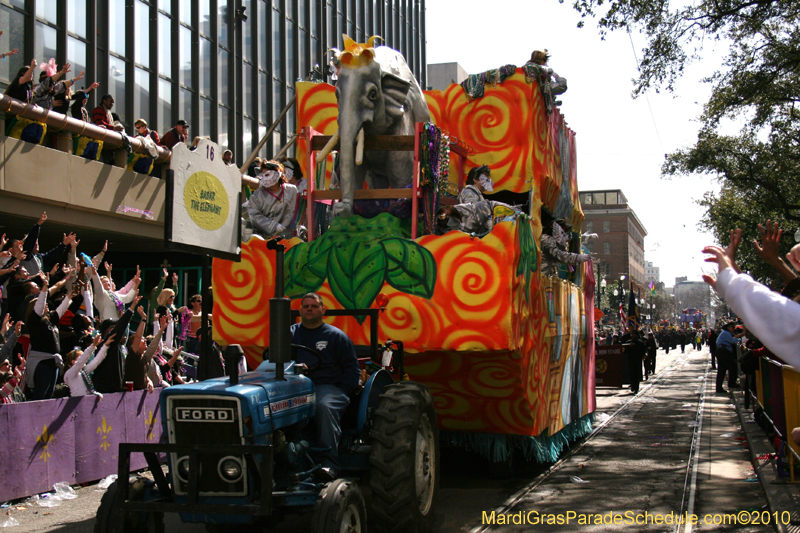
top-left (0, 0), bottom-right (426, 162)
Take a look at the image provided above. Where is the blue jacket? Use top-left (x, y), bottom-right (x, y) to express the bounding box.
top-left (290, 322), bottom-right (360, 395)
top-left (716, 329), bottom-right (737, 353)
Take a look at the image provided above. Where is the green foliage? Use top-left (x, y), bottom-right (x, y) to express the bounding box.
top-left (283, 213), bottom-right (436, 322)
top-left (516, 215), bottom-right (538, 303)
top-left (570, 0), bottom-right (800, 268)
top-left (697, 185), bottom-right (794, 287)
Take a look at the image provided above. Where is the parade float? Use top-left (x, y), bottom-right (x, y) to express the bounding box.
top-left (212, 37), bottom-right (596, 465)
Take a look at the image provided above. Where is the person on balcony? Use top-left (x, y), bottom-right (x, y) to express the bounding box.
top-left (69, 83), bottom-right (101, 122)
top-left (134, 118), bottom-right (160, 145)
top-left (160, 119), bottom-right (189, 149)
top-left (92, 94), bottom-right (124, 132)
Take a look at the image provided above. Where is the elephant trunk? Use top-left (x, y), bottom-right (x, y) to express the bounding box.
top-left (333, 114), bottom-right (367, 217)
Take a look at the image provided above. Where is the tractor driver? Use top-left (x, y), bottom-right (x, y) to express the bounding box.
top-left (291, 292), bottom-right (360, 481)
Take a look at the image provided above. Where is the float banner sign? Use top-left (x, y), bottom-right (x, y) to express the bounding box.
top-left (595, 345), bottom-right (625, 388)
top-left (167, 139), bottom-right (241, 260)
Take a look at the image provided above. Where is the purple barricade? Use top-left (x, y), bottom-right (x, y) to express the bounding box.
top-left (0, 389), bottom-right (164, 503)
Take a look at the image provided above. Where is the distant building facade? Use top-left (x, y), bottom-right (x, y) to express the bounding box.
top-left (580, 189), bottom-right (648, 293)
top-left (645, 261), bottom-right (660, 284)
top-left (426, 62), bottom-right (467, 91)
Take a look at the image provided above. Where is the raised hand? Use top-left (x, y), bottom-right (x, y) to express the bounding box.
top-left (49, 263), bottom-right (59, 277)
top-left (133, 265), bottom-right (141, 284)
top-left (137, 304), bottom-right (146, 319)
top-left (131, 291), bottom-right (142, 308)
top-left (787, 244), bottom-right (800, 271)
top-left (104, 333), bottom-right (117, 346)
top-left (93, 334), bottom-right (104, 348)
top-left (14, 321), bottom-right (22, 337)
top-left (0, 313), bottom-right (11, 335)
top-left (72, 70), bottom-right (85, 82)
top-left (162, 267), bottom-right (168, 280)
top-left (102, 240), bottom-right (108, 253)
top-left (104, 261), bottom-right (112, 275)
top-left (171, 272), bottom-right (178, 285)
top-left (38, 211), bottom-right (47, 225)
top-left (753, 220), bottom-right (783, 265)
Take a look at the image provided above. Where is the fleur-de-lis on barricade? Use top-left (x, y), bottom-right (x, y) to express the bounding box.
top-left (36, 425), bottom-right (53, 462)
top-left (144, 410), bottom-right (157, 441)
top-left (97, 417), bottom-right (112, 451)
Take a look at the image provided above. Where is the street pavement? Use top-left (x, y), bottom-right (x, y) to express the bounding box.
top-left (3, 344), bottom-right (792, 532)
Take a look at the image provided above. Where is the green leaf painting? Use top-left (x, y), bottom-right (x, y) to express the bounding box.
top-left (517, 216), bottom-right (538, 304)
top-left (381, 238), bottom-right (437, 298)
top-left (284, 242), bottom-right (326, 298)
top-left (329, 239), bottom-right (388, 310)
top-left (283, 213), bottom-right (436, 318)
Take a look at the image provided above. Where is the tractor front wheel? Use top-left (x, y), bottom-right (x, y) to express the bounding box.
top-left (369, 381), bottom-right (439, 533)
top-left (310, 478), bottom-right (367, 533)
top-left (94, 477), bottom-right (164, 533)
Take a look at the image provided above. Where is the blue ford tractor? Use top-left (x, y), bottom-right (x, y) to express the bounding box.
top-left (95, 240), bottom-right (439, 533)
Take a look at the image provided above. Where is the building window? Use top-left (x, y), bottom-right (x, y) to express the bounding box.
top-left (582, 193), bottom-right (592, 204)
top-left (604, 242), bottom-right (611, 254)
top-left (586, 222), bottom-right (593, 233)
top-left (605, 192), bottom-right (618, 205)
top-left (603, 221), bottom-right (610, 233)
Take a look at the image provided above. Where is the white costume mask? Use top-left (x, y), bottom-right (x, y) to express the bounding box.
top-left (259, 169), bottom-right (281, 188)
top-left (284, 166), bottom-right (294, 180)
top-left (552, 222), bottom-right (568, 247)
top-left (478, 174), bottom-right (494, 193)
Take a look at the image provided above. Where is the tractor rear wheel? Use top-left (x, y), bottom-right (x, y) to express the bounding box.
top-left (369, 381), bottom-right (439, 533)
top-left (310, 478), bottom-right (366, 533)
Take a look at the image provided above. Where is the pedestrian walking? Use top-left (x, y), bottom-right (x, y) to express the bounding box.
top-left (644, 332), bottom-right (657, 379)
top-left (621, 327), bottom-right (645, 393)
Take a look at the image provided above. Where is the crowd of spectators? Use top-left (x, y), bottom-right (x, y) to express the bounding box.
top-left (0, 212), bottom-right (221, 404)
top-left (1, 52), bottom-right (226, 173)
top-left (703, 220), bottom-right (800, 448)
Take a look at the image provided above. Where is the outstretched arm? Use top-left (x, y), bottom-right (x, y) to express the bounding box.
top-left (753, 220), bottom-right (796, 286)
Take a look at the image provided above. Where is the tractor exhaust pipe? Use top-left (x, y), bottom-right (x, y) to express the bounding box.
top-left (224, 345), bottom-right (244, 386)
top-left (267, 238), bottom-right (291, 380)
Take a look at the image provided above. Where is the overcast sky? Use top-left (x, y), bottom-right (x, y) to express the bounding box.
top-left (424, 0), bottom-right (730, 287)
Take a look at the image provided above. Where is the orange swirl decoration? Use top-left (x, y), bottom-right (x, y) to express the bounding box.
top-left (295, 81), bottom-right (338, 182)
top-left (213, 239), bottom-right (277, 346)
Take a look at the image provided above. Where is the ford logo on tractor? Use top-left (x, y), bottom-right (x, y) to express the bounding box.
top-left (175, 407), bottom-right (235, 422)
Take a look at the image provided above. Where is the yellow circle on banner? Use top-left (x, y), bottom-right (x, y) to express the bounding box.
top-left (183, 171), bottom-right (229, 231)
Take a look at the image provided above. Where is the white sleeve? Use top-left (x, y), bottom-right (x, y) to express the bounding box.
top-left (84, 345), bottom-right (109, 374)
top-left (34, 291), bottom-right (47, 316)
top-left (55, 294), bottom-right (71, 318)
top-left (716, 267), bottom-right (800, 371)
top-left (166, 321), bottom-right (174, 350)
top-left (83, 289), bottom-right (94, 319)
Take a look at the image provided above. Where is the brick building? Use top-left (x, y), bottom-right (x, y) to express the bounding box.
top-left (579, 189), bottom-right (648, 295)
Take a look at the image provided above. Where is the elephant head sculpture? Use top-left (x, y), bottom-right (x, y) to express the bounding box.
top-left (327, 35), bottom-right (430, 217)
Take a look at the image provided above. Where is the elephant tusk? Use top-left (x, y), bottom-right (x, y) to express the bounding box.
top-left (318, 128), bottom-right (339, 161)
top-left (355, 127), bottom-right (365, 166)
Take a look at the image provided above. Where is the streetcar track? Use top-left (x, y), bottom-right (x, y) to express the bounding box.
top-left (469, 350), bottom-right (695, 533)
top-left (676, 359), bottom-right (711, 533)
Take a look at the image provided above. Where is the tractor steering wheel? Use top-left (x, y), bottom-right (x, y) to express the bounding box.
top-left (290, 343), bottom-right (322, 372)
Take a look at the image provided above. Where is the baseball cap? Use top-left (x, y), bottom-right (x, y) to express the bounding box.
top-left (177, 119), bottom-right (189, 127)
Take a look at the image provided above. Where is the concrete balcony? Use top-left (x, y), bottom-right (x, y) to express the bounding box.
top-left (0, 134), bottom-right (167, 251)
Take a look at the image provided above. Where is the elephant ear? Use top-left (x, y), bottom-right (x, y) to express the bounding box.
top-left (381, 72), bottom-right (412, 124)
